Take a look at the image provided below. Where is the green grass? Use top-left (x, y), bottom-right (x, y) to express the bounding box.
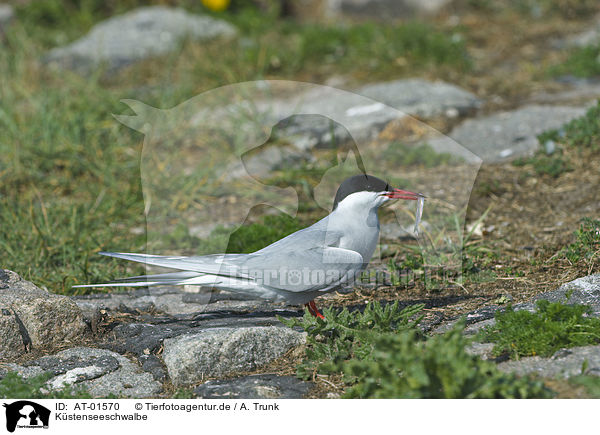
top-left (0, 372), bottom-right (92, 399)
top-left (480, 296), bottom-right (600, 359)
top-left (561, 218), bottom-right (600, 263)
top-left (384, 142), bottom-right (462, 168)
top-left (280, 301), bottom-right (552, 398)
top-left (512, 153), bottom-right (572, 178)
top-left (570, 375), bottom-right (600, 398)
top-left (549, 45), bottom-right (600, 79)
top-left (386, 207), bottom-right (496, 290)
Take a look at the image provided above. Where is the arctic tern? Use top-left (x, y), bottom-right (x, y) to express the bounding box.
top-left (74, 174), bottom-right (424, 318)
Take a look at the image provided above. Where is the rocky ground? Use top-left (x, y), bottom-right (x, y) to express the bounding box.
top-left (1, 1), bottom-right (599, 398)
top-left (1, 270), bottom-right (599, 398)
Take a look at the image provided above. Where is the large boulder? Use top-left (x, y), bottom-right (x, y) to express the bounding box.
top-left (44, 6), bottom-right (237, 72)
top-left (163, 326), bottom-right (306, 386)
top-left (224, 78), bottom-right (481, 178)
top-left (0, 270), bottom-right (88, 361)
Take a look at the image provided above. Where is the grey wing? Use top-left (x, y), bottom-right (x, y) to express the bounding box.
top-left (255, 218), bottom-right (342, 254)
top-left (242, 246), bottom-right (364, 293)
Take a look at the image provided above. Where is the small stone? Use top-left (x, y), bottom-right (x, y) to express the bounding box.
top-left (544, 140), bottom-right (556, 155)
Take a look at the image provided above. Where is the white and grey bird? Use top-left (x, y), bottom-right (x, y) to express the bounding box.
top-left (74, 174), bottom-right (424, 318)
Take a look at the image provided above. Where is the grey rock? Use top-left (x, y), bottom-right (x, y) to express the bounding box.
top-left (44, 6), bottom-right (237, 72)
top-left (0, 270), bottom-right (88, 360)
top-left (163, 326), bottom-right (306, 386)
top-left (358, 79), bottom-right (480, 120)
top-left (0, 4), bottom-right (14, 34)
top-left (0, 311), bottom-right (26, 360)
top-left (194, 374), bottom-right (312, 399)
top-left (498, 345), bottom-right (600, 379)
top-left (107, 322), bottom-right (193, 356)
top-left (426, 105), bottom-right (586, 162)
top-left (253, 79), bottom-right (480, 156)
top-left (533, 274), bottom-right (600, 316)
top-left (26, 352), bottom-right (121, 378)
top-left (102, 301), bottom-right (299, 358)
top-left (73, 286), bottom-right (282, 319)
top-left (11, 347), bottom-right (162, 398)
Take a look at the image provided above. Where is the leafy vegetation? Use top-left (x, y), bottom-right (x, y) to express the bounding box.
top-left (480, 296), bottom-right (600, 359)
top-left (570, 375), bottom-right (600, 398)
top-left (561, 218), bottom-right (600, 263)
top-left (0, 372), bottom-right (92, 399)
top-left (280, 301), bottom-right (552, 398)
top-left (512, 152), bottom-right (572, 178)
top-left (223, 214), bottom-right (305, 253)
top-left (549, 44), bottom-right (600, 79)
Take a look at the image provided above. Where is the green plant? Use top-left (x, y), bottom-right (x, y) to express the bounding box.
top-left (0, 372), bottom-right (92, 399)
top-left (280, 301), bottom-right (425, 379)
top-left (539, 101), bottom-right (600, 151)
top-left (562, 218), bottom-right (600, 263)
top-left (342, 325), bottom-right (550, 398)
top-left (512, 154), bottom-right (572, 178)
top-left (481, 297), bottom-right (600, 359)
top-left (570, 375), bottom-right (600, 398)
top-left (281, 301), bottom-right (552, 398)
top-left (222, 214), bottom-right (305, 253)
top-left (549, 45), bottom-right (600, 79)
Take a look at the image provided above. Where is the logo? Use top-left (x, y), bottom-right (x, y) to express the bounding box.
top-left (3, 401), bottom-right (50, 432)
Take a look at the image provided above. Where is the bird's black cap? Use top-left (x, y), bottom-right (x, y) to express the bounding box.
top-left (332, 174), bottom-right (390, 210)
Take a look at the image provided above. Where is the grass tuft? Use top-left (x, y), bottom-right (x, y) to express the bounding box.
top-left (561, 218), bottom-right (600, 263)
top-left (481, 295), bottom-right (600, 359)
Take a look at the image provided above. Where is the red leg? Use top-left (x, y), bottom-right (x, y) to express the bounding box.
top-left (305, 300), bottom-right (325, 319)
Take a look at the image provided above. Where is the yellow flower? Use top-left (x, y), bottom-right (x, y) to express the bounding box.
top-left (201, 0), bottom-right (231, 12)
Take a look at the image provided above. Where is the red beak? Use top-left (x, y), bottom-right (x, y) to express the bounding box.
top-left (383, 188), bottom-right (422, 201)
